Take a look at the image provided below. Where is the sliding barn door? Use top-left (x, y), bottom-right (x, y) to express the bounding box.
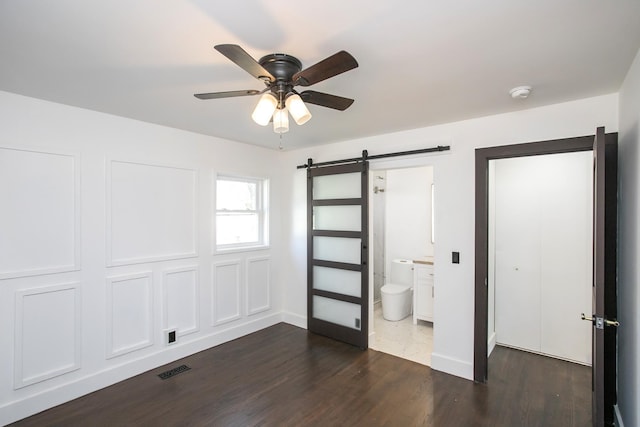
top-left (307, 161), bottom-right (369, 349)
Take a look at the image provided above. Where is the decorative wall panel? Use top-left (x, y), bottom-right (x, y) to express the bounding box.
top-left (107, 160), bottom-right (197, 266)
top-left (106, 272), bottom-right (153, 358)
top-left (0, 147), bottom-right (79, 279)
top-left (246, 257), bottom-right (270, 315)
top-left (163, 266), bottom-right (199, 337)
top-left (14, 283), bottom-right (80, 388)
top-left (212, 261), bottom-right (241, 325)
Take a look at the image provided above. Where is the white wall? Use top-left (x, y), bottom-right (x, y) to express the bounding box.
top-left (617, 47), bottom-right (640, 427)
top-left (0, 91), bottom-right (285, 425)
top-left (281, 93), bottom-right (618, 380)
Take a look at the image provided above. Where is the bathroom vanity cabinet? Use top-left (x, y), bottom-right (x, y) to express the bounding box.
top-left (413, 261), bottom-right (434, 324)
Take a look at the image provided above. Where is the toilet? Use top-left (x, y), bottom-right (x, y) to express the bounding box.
top-left (381, 259), bottom-right (413, 321)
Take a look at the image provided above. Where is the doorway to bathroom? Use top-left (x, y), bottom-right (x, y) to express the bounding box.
top-left (370, 165), bottom-right (435, 366)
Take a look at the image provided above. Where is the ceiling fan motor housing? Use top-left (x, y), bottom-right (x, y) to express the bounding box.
top-left (259, 54), bottom-right (303, 104)
top-left (259, 53), bottom-right (302, 81)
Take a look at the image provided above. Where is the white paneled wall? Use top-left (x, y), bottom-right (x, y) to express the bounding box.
top-left (212, 260), bottom-right (242, 325)
top-left (106, 272), bottom-right (154, 358)
top-left (247, 257), bottom-right (271, 315)
top-left (0, 91), bottom-right (283, 425)
top-left (14, 283), bottom-right (81, 388)
top-left (0, 147), bottom-right (79, 278)
top-left (107, 160), bottom-right (198, 266)
top-left (163, 266), bottom-right (199, 337)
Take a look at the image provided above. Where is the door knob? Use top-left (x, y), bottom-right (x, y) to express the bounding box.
top-left (581, 313), bottom-right (620, 328)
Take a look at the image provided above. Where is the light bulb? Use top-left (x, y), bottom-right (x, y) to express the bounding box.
top-left (273, 108), bottom-right (289, 134)
top-left (285, 94), bottom-right (312, 125)
top-left (251, 93), bottom-right (277, 126)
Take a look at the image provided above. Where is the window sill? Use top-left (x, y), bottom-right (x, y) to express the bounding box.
top-left (214, 245), bottom-right (271, 255)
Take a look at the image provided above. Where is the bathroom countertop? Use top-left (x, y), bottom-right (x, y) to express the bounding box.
top-left (413, 257), bottom-right (434, 265)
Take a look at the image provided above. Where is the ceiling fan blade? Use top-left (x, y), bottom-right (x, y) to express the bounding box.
top-left (299, 90), bottom-right (354, 111)
top-left (194, 89), bottom-right (262, 100)
top-left (293, 51), bottom-right (358, 87)
top-left (214, 44), bottom-right (275, 83)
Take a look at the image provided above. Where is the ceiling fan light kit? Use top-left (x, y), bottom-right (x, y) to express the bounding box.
top-left (195, 44), bottom-right (358, 135)
top-left (285, 93), bottom-right (312, 125)
top-left (251, 93), bottom-right (278, 126)
top-left (273, 108), bottom-right (289, 134)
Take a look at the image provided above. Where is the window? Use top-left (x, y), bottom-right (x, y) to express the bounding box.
top-left (216, 175), bottom-right (268, 250)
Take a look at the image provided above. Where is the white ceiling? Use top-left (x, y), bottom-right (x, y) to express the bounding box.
top-left (1, 1), bottom-right (640, 150)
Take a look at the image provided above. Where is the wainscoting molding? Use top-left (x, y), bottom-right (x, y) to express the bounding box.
top-left (106, 159), bottom-right (198, 267)
top-left (162, 266), bottom-right (199, 338)
top-left (14, 283), bottom-right (81, 388)
top-left (212, 260), bottom-right (242, 326)
top-left (106, 272), bottom-right (153, 358)
top-left (0, 146), bottom-right (80, 279)
top-left (246, 256), bottom-right (271, 315)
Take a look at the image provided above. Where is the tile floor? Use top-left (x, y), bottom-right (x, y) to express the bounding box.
top-left (371, 302), bottom-right (433, 366)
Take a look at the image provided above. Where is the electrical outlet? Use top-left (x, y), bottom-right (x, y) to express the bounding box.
top-left (165, 329), bottom-right (177, 345)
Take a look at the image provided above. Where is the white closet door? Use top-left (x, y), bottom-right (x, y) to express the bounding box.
top-left (494, 157), bottom-right (541, 353)
top-left (493, 152), bottom-right (592, 364)
top-left (539, 153), bottom-right (592, 364)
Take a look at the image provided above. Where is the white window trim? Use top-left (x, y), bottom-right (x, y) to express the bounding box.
top-left (215, 174), bottom-right (269, 252)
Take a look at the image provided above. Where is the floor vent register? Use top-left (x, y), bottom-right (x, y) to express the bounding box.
top-left (158, 364), bottom-right (191, 380)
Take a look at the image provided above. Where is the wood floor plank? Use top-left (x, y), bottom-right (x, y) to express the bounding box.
top-left (9, 323), bottom-right (590, 427)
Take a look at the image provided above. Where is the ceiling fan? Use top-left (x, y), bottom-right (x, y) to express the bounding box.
top-left (194, 44), bottom-right (359, 134)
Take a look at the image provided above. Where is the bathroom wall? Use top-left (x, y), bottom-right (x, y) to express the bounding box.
top-left (372, 172), bottom-right (386, 302)
top-left (385, 166), bottom-right (434, 277)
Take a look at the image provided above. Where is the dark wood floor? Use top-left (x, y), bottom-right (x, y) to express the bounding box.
top-left (10, 323), bottom-right (590, 427)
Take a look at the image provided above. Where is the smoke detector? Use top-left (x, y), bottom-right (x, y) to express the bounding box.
top-left (509, 86), bottom-right (532, 99)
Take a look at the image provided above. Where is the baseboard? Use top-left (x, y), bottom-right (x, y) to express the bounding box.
top-left (430, 352), bottom-right (473, 381)
top-left (0, 313), bottom-right (282, 426)
top-left (614, 404), bottom-right (625, 427)
top-left (488, 331), bottom-right (497, 356)
top-left (281, 311), bottom-right (307, 329)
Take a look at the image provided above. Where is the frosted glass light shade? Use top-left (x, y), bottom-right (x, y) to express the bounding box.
top-left (273, 108), bottom-right (289, 133)
top-left (251, 93), bottom-right (277, 126)
top-left (285, 94), bottom-right (312, 125)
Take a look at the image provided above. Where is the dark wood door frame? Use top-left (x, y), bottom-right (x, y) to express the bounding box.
top-left (474, 132), bottom-right (617, 381)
